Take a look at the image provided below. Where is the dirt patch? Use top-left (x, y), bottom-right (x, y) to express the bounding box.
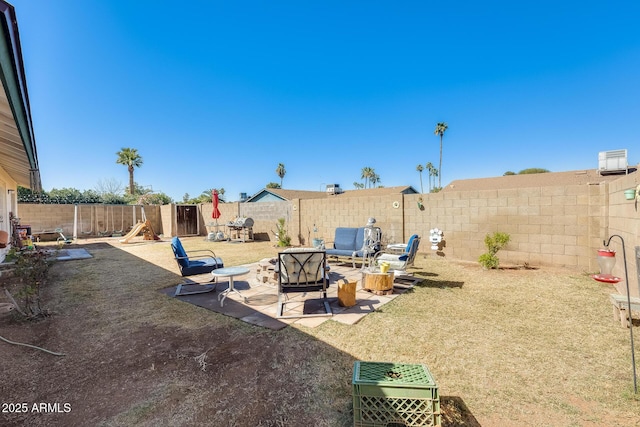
top-left (2, 238), bottom-right (639, 426)
top-left (1, 316), bottom-right (354, 426)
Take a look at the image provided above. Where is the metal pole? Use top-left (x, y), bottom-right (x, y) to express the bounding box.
top-left (73, 204), bottom-right (78, 241)
top-left (605, 235), bottom-right (637, 393)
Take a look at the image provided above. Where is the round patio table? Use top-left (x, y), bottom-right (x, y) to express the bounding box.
top-left (212, 266), bottom-right (250, 307)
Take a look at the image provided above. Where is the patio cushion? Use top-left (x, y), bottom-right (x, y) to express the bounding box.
top-left (279, 248), bottom-right (325, 285)
top-left (325, 248), bottom-right (357, 257)
top-left (182, 257), bottom-right (224, 276)
top-left (332, 227), bottom-right (358, 250)
top-left (355, 227), bottom-right (366, 250)
top-left (171, 237), bottom-right (189, 268)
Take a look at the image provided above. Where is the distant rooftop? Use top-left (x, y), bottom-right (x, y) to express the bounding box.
top-left (444, 168), bottom-right (636, 192)
top-left (245, 185), bottom-right (418, 202)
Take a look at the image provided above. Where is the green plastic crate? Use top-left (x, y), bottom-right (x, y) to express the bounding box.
top-left (352, 362), bottom-right (441, 427)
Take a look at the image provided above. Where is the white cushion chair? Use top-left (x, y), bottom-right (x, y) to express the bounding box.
top-left (277, 248), bottom-right (332, 318)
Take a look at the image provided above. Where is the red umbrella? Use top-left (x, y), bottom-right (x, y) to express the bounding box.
top-left (212, 189), bottom-right (221, 220)
top-left (211, 190), bottom-right (222, 239)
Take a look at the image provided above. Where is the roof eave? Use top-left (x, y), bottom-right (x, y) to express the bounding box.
top-left (0, 1), bottom-right (40, 190)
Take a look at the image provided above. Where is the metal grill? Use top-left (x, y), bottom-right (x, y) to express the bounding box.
top-left (226, 217), bottom-right (254, 242)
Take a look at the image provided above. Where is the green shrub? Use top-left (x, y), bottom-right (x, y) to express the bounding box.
top-left (275, 218), bottom-right (291, 247)
top-left (479, 232), bottom-right (510, 269)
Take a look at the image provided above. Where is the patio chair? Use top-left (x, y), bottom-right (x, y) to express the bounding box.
top-left (171, 237), bottom-right (224, 296)
top-left (277, 248), bottom-right (332, 318)
top-left (375, 234), bottom-right (420, 273)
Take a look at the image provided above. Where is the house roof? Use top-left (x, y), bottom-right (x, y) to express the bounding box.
top-left (0, 1), bottom-right (40, 190)
top-left (443, 168), bottom-right (635, 192)
top-left (245, 185), bottom-right (419, 202)
top-left (338, 186), bottom-right (418, 197)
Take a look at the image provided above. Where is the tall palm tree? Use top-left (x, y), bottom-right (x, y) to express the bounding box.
top-left (416, 164), bottom-right (424, 193)
top-left (275, 163), bottom-right (286, 188)
top-left (434, 122), bottom-right (448, 188)
top-left (425, 162), bottom-right (434, 192)
top-left (424, 162), bottom-right (433, 193)
top-left (361, 166), bottom-right (374, 188)
top-left (116, 148), bottom-right (143, 195)
top-left (430, 168), bottom-right (439, 192)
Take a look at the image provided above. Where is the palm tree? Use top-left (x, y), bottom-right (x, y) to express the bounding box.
top-left (434, 122), bottom-right (448, 188)
top-left (116, 148), bottom-right (143, 195)
top-left (370, 173), bottom-right (381, 188)
top-left (275, 163), bottom-right (286, 188)
top-left (416, 164), bottom-right (424, 193)
top-left (361, 166), bottom-right (374, 188)
top-left (425, 162), bottom-right (434, 192)
top-left (430, 168), bottom-right (439, 192)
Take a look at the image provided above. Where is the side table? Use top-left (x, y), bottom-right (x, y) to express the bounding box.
top-left (362, 270), bottom-right (394, 295)
top-left (212, 266), bottom-right (250, 306)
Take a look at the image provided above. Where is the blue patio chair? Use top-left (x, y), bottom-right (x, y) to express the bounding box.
top-left (375, 234), bottom-right (420, 273)
top-left (171, 237), bottom-right (224, 296)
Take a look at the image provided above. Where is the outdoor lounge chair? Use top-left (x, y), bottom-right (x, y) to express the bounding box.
top-left (375, 234), bottom-right (420, 273)
top-left (277, 248), bottom-right (332, 318)
top-left (171, 236), bottom-right (224, 296)
top-left (325, 226), bottom-right (382, 268)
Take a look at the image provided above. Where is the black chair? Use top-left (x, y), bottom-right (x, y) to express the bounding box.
top-left (171, 237), bottom-right (224, 296)
top-left (277, 249), bottom-right (332, 318)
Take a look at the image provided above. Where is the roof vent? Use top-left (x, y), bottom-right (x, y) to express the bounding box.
top-left (598, 149), bottom-right (628, 175)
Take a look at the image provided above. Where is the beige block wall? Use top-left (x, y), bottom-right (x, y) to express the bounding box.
top-left (605, 172), bottom-right (640, 297)
top-left (17, 204), bottom-right (162, 240)
top-left (413, 183), bottom-right (610, 271)
top-left (15, 170), bottom-right (640, 297)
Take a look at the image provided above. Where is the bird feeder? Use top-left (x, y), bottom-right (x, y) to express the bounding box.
top-left (592, 249), bottom-right (621, 283)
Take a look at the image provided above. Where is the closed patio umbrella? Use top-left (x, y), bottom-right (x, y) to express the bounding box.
top-left (212, 189), bottom-right (222, 239)
top-left (212, 189), bottom-right (221, 221)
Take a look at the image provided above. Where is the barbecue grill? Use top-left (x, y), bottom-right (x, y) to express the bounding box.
top-left (226, 217), bottom-right (254, 242)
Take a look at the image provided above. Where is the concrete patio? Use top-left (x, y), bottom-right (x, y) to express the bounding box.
top-left (159, 259), bottom-right (422, 330)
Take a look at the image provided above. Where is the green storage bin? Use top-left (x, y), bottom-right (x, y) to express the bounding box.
top-left (352, 361), bottom-right (441, 427)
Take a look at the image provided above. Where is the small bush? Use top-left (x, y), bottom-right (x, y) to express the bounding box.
top-left (275, 218), bottom-right (291, 247)
top-left (11, 248), bottom-right (54, 318)
top-left (479, 232), bottom-right (510, 269)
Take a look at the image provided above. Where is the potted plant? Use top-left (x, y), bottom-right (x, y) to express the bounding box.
top-left (624, 188), bottom-right (636, 200)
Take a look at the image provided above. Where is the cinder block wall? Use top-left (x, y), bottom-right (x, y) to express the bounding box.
top-left (404, 184), bottom-right (606, 271)
top-left (606, 172), bottom-right (640, 297)
top-left (15, 171), bottom-right (640, 298)
top-left (17, 204), bottom-right (162, 239)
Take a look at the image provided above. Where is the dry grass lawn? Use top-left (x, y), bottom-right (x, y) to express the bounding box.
top-left (1, 236), bottom-right (639, 426)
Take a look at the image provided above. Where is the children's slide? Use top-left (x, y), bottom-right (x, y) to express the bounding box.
top-left (119, 221), bottom-right (147, 243)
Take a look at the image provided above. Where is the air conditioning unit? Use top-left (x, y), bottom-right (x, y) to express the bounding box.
top-left (598, 149), bottom-right (628, 175)
top-left (326, 184), bottom-right (343, 195)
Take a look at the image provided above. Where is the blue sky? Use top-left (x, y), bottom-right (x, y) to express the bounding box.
top-left (11, 0), bottom-right (640, 201)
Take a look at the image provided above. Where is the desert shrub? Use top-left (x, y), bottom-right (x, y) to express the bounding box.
top-left (479, 232), bottom-right (510, 269)
top-left (11, 248), bottom-right (54, 317)
top-left (275, 218), bottom-right (291, 247)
